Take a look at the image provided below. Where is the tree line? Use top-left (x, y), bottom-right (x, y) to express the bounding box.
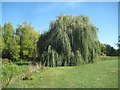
top-left (0, 22), bottom-right (39, 61)
top-left (0, 14), bottom-right (119, 66)
top-left (100, 43), bottom-right (119, 56)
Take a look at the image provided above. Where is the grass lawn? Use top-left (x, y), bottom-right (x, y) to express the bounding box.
top-left (2, 57), bottom-right (118, 88)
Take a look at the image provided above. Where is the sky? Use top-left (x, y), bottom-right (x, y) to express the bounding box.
top-left (1, 0), bottom-right (120, 2)
top-left (2, 2), bottom-right (118, 49)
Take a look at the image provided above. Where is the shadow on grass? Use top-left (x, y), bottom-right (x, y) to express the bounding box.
top-left (16, 62), bottom-right (30, 66)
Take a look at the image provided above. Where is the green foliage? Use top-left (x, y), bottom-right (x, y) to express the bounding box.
top-left (2, 21), bottom-right (39, 62)
top-left (1, 21), bottom-right (39, 62)
top-left (16, 21), bottom-right (39, 60)
top-left (2, 22), bottom-right (20, 61)
top-left (2, 63), bottom-right (16, 87)
top-left (0, 25), bottom-right (3, 56)
top-left (100, 43), bottom-right (118, 56)
top-left (37, 14), bottom-right (100, 66)
top-left (2, 62), bottom-right (29, 87)
top-left (100, 43), bottom-right (106, 56)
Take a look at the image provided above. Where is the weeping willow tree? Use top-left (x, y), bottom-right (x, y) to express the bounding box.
top-left (37, 14), bottom-right (100, 66)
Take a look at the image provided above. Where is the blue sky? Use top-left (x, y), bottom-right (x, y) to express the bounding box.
top-left (2, 2), bottom-right (118, 49)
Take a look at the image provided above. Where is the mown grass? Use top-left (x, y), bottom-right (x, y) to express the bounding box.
top-left (2, 56), bottom-right (118, 88)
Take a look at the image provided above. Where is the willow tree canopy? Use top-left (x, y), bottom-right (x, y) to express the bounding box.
top-left (37, 14), bottom-right (100, 66)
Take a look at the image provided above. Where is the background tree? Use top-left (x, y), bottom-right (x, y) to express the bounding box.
top-left (100, 43), bottom-right (118, 56)
top-left (100, 43), bottom-right (107, 56)
top-left (0, 25), bottom-right (3, 58)
top-left (16, 21), bottom-right (39, 60)
top-left (117, 36), bottom-right (120, 56)
top-left (2, 22), bottom-right (20, 61)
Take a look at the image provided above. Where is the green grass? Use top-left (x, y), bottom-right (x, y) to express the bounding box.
top-left (2, 63), bottom-right (29, 87)
top-left (3, 56), bottom-right (118, 88)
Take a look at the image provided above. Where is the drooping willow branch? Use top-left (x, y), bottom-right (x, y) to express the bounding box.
top-left (37, 14), bottom-right (100, 66)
